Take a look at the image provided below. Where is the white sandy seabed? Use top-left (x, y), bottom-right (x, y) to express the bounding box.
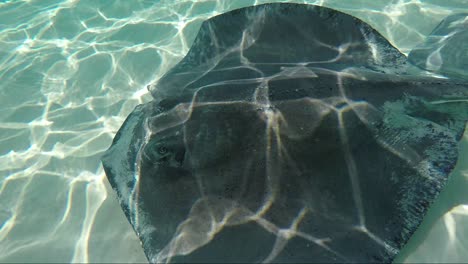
top-left (0, 0), bottom-right (467, 263)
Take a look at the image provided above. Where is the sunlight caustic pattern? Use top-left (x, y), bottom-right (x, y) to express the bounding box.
top-left (133, 74), bottom-right (405, 263)
top-left (0, 0), bottom-right (468, 263)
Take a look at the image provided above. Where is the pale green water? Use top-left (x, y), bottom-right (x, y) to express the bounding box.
top-left (0, 0), bottom-right (467, 262)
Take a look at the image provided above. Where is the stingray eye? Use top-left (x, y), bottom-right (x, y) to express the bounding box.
top-left (141, 140), bottom-right (171, 165)
top-left (158, 146), bottom-right (168, 155)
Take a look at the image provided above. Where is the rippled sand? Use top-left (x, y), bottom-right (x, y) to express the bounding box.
top-left (0, 0), bottom-right (467, 262)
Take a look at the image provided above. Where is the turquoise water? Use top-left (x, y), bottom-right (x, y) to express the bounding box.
top-left (0, 0), bottom-right (467, 263)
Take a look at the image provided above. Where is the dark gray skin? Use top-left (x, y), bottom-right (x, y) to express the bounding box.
top-left (102, 3), bottom-right (468, 263)
top-left (408, 13), bottom-right (468, 80)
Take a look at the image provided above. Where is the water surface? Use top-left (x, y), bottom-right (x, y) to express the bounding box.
top-left (0, 0), bottom-right (467, 262)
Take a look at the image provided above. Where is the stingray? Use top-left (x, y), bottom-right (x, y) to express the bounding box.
top-left (408, 13), bottom-right (468, 80)
top-left (101, 3), bottom-right (468, 263)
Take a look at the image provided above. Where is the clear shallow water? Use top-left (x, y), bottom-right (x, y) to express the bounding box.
top-left (0, 0), bottom-right (467, 262)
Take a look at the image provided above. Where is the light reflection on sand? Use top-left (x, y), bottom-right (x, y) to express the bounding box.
top-left (0, 0), bottom-right (467, 262)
